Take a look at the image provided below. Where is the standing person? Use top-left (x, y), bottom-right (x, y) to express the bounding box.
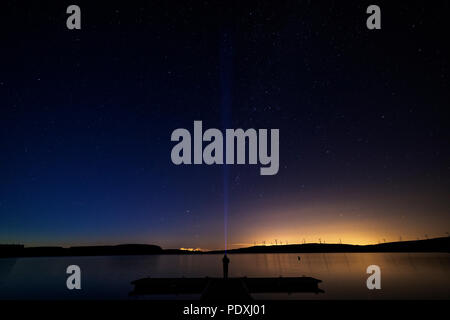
top-left (222, 254), bottom-right (230, 279)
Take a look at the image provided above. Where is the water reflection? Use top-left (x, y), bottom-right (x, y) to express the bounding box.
top-left (0, 258), bottom-right (17, 285)
top-left (0, 253), bottom-right (448, 300)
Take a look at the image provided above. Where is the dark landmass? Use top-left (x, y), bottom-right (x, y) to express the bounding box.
top-left (1, 237), bottom-right (449, 258)
top-left (210, 237), bottom-right (450, 254)
top-left (0, 244), bottom-right (166, 258)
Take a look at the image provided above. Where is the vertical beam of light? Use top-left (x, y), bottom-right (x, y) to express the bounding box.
top-left (220, 30), bottom-right (233, 252)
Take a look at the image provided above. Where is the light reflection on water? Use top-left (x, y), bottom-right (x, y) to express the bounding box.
top-left (0, 253), bottom-right (449, 300)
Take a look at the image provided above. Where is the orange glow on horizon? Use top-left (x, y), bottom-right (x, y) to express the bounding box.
top-left (222, 197), bottom-right (449, 251)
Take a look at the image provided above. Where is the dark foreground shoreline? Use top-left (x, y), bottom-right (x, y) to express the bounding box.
top-left (1, 237), bottom-right (449, 258)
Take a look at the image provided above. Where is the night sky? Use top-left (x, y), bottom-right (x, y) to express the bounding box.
top-left (1, 1), bottom-right (449, 250)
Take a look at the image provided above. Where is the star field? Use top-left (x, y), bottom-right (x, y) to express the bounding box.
top-left (0, 1), bottom-right (449, 249)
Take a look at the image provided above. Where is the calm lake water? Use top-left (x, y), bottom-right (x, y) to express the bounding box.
top-left (0, 253), bottom-right (449, 300)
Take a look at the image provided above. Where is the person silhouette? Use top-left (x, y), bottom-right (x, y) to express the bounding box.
top-left (222, 254), bottom-right (230, 279)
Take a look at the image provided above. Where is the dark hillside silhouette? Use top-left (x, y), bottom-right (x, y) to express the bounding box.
top-left (1, 237), bottom-right (449, 258)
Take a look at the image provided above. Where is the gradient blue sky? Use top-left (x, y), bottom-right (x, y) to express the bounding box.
top-left (1, 1), bottom-right (449, 249)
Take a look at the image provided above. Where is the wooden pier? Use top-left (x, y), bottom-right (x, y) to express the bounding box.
top-left (130, 276), bottom-right (324, 300)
